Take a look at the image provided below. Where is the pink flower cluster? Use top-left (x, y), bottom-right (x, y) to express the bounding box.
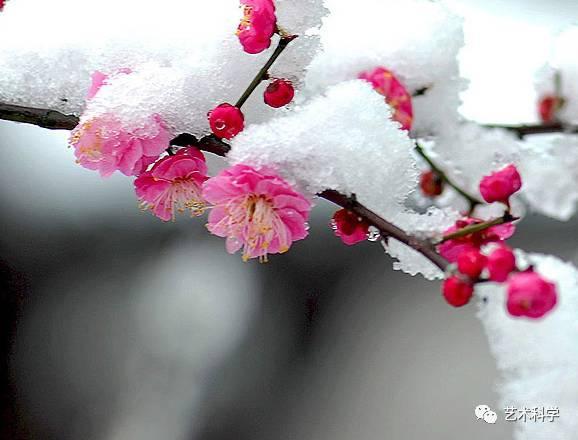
top-left (70, 2), bottom-right (302, 258)
top-left (443, 244), bottom-right (557, 319)
top-left (359, 67), bottom-right (413, 131)
top-left (237, 0), bottom-right (277, 54)
top-left (440, 165), bottom-right (556, 319)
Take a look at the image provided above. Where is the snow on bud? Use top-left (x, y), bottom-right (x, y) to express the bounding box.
top-left (538, 95), bottom-right (564, 124)
top-left (479, 164), bottom-right (522, 206)
top-left (442, 275), bottom-right (474, 307)
top-left (0, 0), bottom-right (5, 11)
top-left (331, 209), bottom-right (370, 246)
top-left (506, 271), bottom-right (557, 319)
top-left (419, 170), bottom-right (444, 197)
top-left (86, 69), bottom-right (132, 100)
top-left (134, 147), bottom-right (208, 221)
top-left (86, 71), bottom-right (109, 100)
top-left (438, 217), bottom-right (515, 263)
top-left (264, 78), bottom-right (295, 108)
top-left (358, 67), bottom-right (413, 131)
top-left (70, 114), bottom-right (170, 177)
top-left (208, 103), bottom-right (245, 140)
top-left (236, 0), bottom-right (277, 54)
top-left (486, 245), bottom-right (516, 282)
top-left (457, 249), bottom-right (487, 280)
top-left (203, 164), bottom-right (312, 262)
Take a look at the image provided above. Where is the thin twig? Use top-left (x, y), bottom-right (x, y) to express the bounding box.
top-left (438, 213), bottom-right (518, 244)
top-left (0, 102), bottom-right (453, 272)
top-left (234, 35), bottom-right (297, 109)
top-left (320, 190), bottom-right (449, 271)
top-left (414, 141), bottom-right (482, 212)
top-left (482, 122), bottom-right (578, 139)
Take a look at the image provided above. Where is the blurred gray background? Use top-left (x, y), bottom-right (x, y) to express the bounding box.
top-left (2, 1), bottom-right (578, 439)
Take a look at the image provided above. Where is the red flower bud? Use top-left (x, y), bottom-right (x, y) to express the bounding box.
top-left (419, 170), bottom-right (444, 197)
top-left (208, 103), bottom-right (245, 140)
top-left (479, 164), bottom-right (522, 205)
top-left (358, 67), bottom-right (413, 131)
top-left (264, 79), bottom-right (295, 108)
top-left (507, 271), bottom-right (557, 319)
top-left (487, 245), bottom-right (516, 282)
top-left (457, 249), bottom-right (487, 279)
top-left (538, 95), bottom-right (563, 124)
top-left (331, 209), bottom-right (370, 245)
top-left (442, 276), bottom-right (474, 307)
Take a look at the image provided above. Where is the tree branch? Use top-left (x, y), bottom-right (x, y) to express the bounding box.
top-left (320, 190), bottom-right (449, 271)
top-left (438, 213), bottom-right (518, 244)
top-left (0, 102), bottom-right (78, 130)
top-left (483, 122), bottom-right (578, 139)
top-left (414, 141), bottom-right (482, 212)
top-left (235, 35), bottom-right (297, 109)
top-left (0, 101), bottom-right (452, 271)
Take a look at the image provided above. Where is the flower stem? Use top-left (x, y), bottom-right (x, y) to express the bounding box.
top-left (234, 35), bottom-right (297, 109)
top-left (438, 213), bottom-right (518, 244)
top-left (414, 142), bottom-right (483, 213)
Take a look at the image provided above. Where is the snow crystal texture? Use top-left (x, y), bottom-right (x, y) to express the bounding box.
top-left (477, 252), bottom-right (578, 440)
top-left (0, 0), bottom-right (326, 135)
top-left (305, 0), bottom-right (465, 136)
top-left (229, 80), bottom-right (418, 220)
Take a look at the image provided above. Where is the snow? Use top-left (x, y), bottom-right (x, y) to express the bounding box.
top-left (385, 207), bottom-right (460, 280)
top-left (304, 0), bottom-right (465, 136)
top-left (229, 80), bottom-right (418, 220)
top-left (0, 0), bottom-right (326, 135)
top-left (431, 123), bottom-right (521, 206)
top-left (477, 251), bottom-right (578, 440)
top-left (518, 135), bottom-right (578, 221)
top-left (537, 26), bottom-right (578, 125)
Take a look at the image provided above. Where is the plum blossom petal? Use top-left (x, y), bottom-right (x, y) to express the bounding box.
top-left (359, 67), bottom-right (413, 130)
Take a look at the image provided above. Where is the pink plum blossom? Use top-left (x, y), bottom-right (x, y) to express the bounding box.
top-left (507, 271), bottom-right (557, 319)
top-left (331, 209), bottom-right (369, 245)
top-left (70, 114), bottom-right (170, 177)
top-left (237, 0), bottom-right (277, 54)
top-left (358, 67), bottom-right (413, 131)
top-left (438, 217), bottom-right (515, 263)
top-left (203, 164), bottom-right (312, 262)
top-left (479, 164), bottom-right (522, 206)
top-left (134, 148), bottom-right (208, 221)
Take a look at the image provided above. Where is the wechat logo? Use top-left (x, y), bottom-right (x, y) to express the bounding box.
top-left (475, 404), bottom-right (498, 424)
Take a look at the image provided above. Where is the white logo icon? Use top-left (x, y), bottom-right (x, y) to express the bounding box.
top-left (475, 404), bottom-right (497, 424)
